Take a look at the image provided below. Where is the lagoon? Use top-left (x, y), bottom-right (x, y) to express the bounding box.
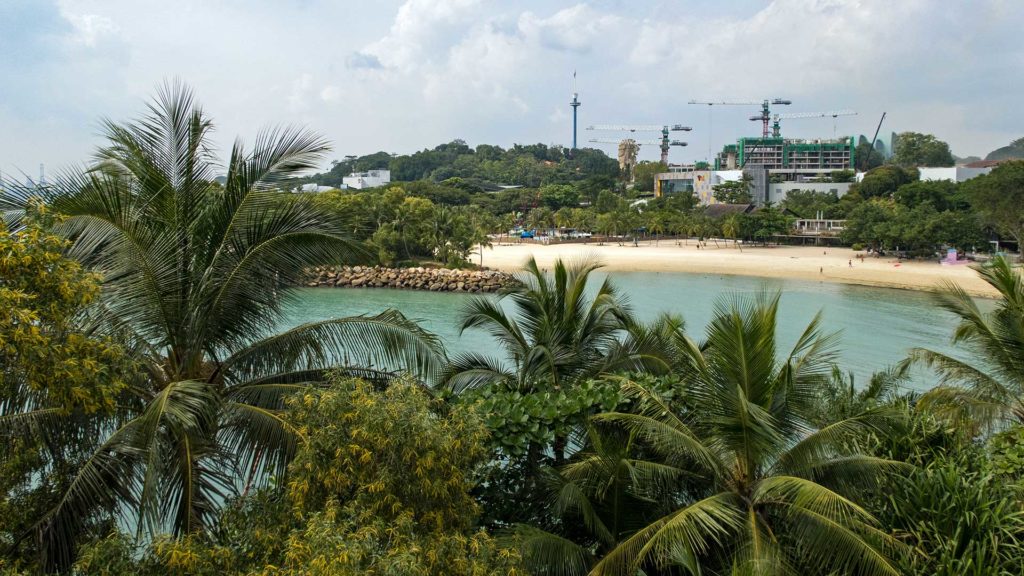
top-left (283, 271), bottom-right (977, 390)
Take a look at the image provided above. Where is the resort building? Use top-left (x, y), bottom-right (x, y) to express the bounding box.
top-left (655, 134), bottom-right (857, 206)
top-left (655, 166), bottom-right (853, 206)
top-left (342, 169), bottom-right (391, 189)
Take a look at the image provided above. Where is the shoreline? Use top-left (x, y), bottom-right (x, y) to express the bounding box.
top-left (479, 241), bottom-right (1000, 299)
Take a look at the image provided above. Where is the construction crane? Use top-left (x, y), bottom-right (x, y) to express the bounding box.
top-left (768, 110), bottom-right (857, 138)
top-left (688, 98), bottom-right (792, 160)
top-left (586, 124), bottom-right (692, 164)
top-left (588, 138), bottom-right (688, 147)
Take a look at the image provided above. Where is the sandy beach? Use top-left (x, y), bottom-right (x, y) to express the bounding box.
top-left (480, 240), bottom-right (999, 298)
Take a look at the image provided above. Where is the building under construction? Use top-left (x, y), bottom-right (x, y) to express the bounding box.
top-left (714, 136), bottom-right (855, 175)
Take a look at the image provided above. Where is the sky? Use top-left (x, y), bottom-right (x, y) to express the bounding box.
top-left (2, 0), bottom-right (1022, 178)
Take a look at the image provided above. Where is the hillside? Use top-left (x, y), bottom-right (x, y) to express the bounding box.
top-left (985, 137), bottom-right (1024, 161)
top-left (300, 140), bottom-right (619, 189)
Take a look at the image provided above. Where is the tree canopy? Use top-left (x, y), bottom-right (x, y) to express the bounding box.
top-left (892, 132), bottom-right (955, 167)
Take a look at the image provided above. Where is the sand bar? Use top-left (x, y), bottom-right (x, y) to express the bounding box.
top-left (480, 241), bottom-right (1000, 299)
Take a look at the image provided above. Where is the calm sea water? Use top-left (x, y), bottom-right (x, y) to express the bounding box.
top-left (282, 272), bottom-right (982, 391)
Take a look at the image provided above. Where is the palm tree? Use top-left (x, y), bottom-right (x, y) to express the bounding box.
top-left (907, 257), bottom-right (1024, 431)
top-left (647, 211), bottom-right (666, 246)
top-left (722, 213), bottom-right (742, 251)
top-left (591, 292), bottom-right (905, 575)
top-left (1, 82), bottom-right (441, 569)
top-left (445, 256), bottom-right (670, 395)
top-left (514, 426), bottom-right (680, 576)
top-left (445, 257), bottom-right (677, 466)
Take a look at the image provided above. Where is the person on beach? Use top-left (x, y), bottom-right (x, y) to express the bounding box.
top-left (848, 260), bottom-right (853, 268)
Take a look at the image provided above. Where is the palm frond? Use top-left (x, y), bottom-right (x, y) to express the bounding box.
top-left (510, 524), bottom-right (594, 576)
top-left (220, 311), bottom-right (444, 386)
top-left (590, 492), bottom-right (744, 576)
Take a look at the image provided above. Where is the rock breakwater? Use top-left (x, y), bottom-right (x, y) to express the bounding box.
top-left (305, 266), bottom-right (516, 293)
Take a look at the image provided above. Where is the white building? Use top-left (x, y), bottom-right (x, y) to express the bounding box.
top-left (296, 183), bottom-right (337, 193)
top-left (854, 166), bottom-right (994, 184)
top-left (656, 167), bottom-right (850, 206)
top-left (343, 169), bottom-right (391, 190)
top-left (918, 166), bottom-right (993, 183)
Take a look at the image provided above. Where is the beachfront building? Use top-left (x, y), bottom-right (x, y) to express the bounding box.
top-left (657, 135), bottom-right (856, 206)
top-left (655, 166), bottom-right (853, 206)
top-left (654, 167), bottom-right (743, 204)
top-left (342, 169), bottom-right (391, 189)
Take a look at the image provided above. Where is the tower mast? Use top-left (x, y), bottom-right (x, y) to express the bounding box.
top-left (570, 71), bottom-right (581, 150)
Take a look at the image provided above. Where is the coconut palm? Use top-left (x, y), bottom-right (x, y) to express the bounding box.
top-left (444, 256), bottom-right (672, 395)
top-left (590, 292), bottom-right (905, 575)
top-left (1, 82), bottom-right (441, 569)
top-left (514, 426), bottom-right (685, 576)
top-left (722, 213), bottom-right (742, 250)
top-left (908, 257), bottom-right (1024, 430)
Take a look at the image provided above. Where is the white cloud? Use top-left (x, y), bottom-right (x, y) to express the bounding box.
top-left (357, 0), bottom-right (483, 71)
top-left (4, 0), bottom-right (1023, 176)
top-left (518, 4), bottom-right (620, 53)
top-left (60, 11), bottom-right (120, 47)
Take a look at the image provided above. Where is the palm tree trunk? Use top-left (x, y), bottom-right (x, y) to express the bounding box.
top-left (553, 435), bottom-right (567, 466)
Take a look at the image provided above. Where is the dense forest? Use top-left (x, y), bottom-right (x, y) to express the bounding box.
top-left (5, 85), bottom-right (1024, 575)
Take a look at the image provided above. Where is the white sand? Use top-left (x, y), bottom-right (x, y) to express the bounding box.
top-left (480, 240), bottom-right (998, 298)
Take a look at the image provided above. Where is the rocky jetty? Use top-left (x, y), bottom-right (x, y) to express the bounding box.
top-left (305, 265), bottom-right (516, 293)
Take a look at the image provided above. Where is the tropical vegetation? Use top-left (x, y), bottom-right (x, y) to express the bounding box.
top-left (5, 85), bottom-right (1024, 575)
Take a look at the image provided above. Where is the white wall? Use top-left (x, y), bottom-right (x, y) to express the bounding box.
top-left (918, 166), bottom-right (992, 182)
top-left (767, 182), bottom-right (852, 204)
top-left (343, 169), bottom-right (391, 190)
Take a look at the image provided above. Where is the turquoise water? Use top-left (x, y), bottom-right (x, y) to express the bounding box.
top-left (282, 272), bottom-right (979, 391)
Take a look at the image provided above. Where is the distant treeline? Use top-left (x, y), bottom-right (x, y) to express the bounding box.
top-left (300, 140), bottom-right (619, 189)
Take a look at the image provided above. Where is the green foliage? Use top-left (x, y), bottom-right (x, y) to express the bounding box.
top-left (350, 140), bottom-right (618, 187)
top-left (0, 82), bottom-right (442, 570)
top-left (830, 169), bottom-right (856, 183)
top-left (69, 379), bottom-right (522, 575)
top-left (856, 141), bottom-right (885, 171)
top-left (841, 197), bottom-right (985, 255)
top-left (963, 160), bottom-right (1024, 246)
top-left (782, 189), bottom-right (842, 218)
top-left (313, 187), bottom-right (493, 266)
top-left (855, 165), bottom-right (919, 199)
top-left (594, 190), bottom-right (626, 214)
top-left (260, 377), bottom-right (520, 573)
top-left (539, 184), bottom-right (579, 210)
top-left (877, 446), bottom-right (1024, 576)
top-left (893, 179), bottom-right (958, 210)
top-left (743, 203), bottom-right (792, 243)
top-left (892, 132), bottom-right (956, 167)
top-left (631, 161), bottom-right (666, 193)
top-left (446, 257), bottom-right (675, 398)
top-left (466, 379), bottom-right (651, 458)
top-left (0, 209), bottom-right (135, 571)
top-left (264, 378), bottom-right (521, 575)
top-left (0, 209), bottom-right (129, 415)
top-left (909, 257), bottom-right (1024, 432)
top-left (711, 177), bottom-right (753, 204)
top-left (589, 292), bottom-right (906, 575)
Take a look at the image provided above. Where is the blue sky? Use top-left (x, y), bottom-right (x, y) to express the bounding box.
top-left (2, 0), bottom-right (1022, 177)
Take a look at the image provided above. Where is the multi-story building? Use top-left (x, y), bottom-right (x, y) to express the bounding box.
top-left (656, 164), bottom-right (854, 207)
top-left (715, 136), bottom-right (855, 175)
